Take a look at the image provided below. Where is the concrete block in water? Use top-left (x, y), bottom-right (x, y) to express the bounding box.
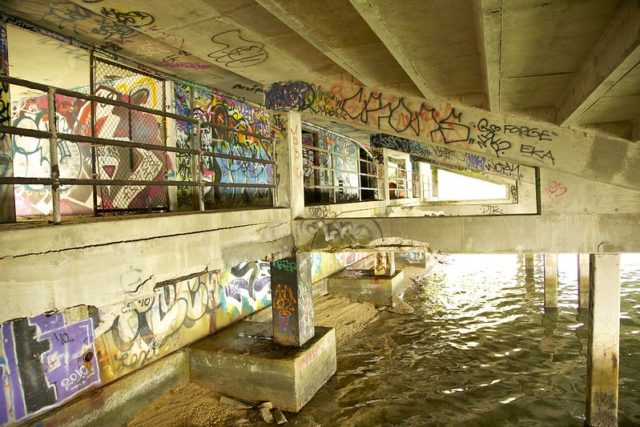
top-left (327, 269), bottom-right (405, 306)
top-left (189, 321), bottom-right (336, 413)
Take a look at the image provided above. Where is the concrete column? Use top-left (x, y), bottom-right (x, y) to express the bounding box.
top-left (374, 252), bottom-right (395, 276)
top-left (0, 23), bottom-right (16, 223)
top-left (544, 254), bottom-right (558, 309)
top-left (286, 111), bottom-right (304, 218)
top-left (524, 253), bottom-right (535, 278)
top-left (270, 111), bottom-right (291, 209)
top-left (578, 253), bottom-right (591, 310)
top-left (270, 253), bottom-right (315, 347)
top-left (586, 253), bottom-right (620, 427)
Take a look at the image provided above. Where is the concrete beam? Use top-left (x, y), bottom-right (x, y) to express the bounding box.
top-left (292, 213), bottom-right (640, 254)
top-left (349, 0), bottom-right (437, 100)
top-left (256, 0), bottom-right (374, 87)
top-left (557, 1), bottom-right (640, 125)
top-left (473, 0), bottom-right (503, 112)
top-left (632, 118), bottom-right (640, 142)
top-left (0, 22), bottom-right (15, 223)
top-left (587, 253), bottom-right (620, 426)
top-left (266, 79), bottom-right (640, 190)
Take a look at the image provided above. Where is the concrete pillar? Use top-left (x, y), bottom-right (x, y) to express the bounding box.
top-left (270, 111), bottom-right (291, 209)
top-left (586, 253), bottom-right (620, 427)
top-left (374, 252), bottom-right (395, 276)
top-left (0, 23), bottom-right (16, 223)
top-left (270, 253), bottom-right (315, 347)
top-left (524, 253), bottom-right (535, 278)
top-left (544, 254), bottom-right (558, 309)
top-left (578, 253), bottom-right (591, 310)
top-left (286, 111), bottom-right (304, 218)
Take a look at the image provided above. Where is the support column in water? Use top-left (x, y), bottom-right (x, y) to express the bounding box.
top-left (270, 253), bottom-right (315, 347)
top-left (524, 253), bottom-right (535, 278)
top-left (374, 252), bottom-right (396, 276)
top-left (578, 254), bottom-right (591, 310)
top-left (586, 253), bottom-right (620, 427)
top-left (544, 254), bottom-right (558, 309)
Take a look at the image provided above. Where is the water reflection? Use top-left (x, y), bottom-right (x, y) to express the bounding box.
top-left (290, 253), bottom-right (640, 426)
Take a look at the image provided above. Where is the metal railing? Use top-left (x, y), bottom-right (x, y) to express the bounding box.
top-left (0, 75), bottom-right (276, 224)
top-left (302, 143), bottom-right (380, 204)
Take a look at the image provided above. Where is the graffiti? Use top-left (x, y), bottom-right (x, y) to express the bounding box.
top-left (374, 252), bottom-right (395, 276)
top-left (520, 144), bottom-right (555, 165)
top-left (232, 83), bottom-right (265, 95)
top-left (273, 284), bottom-right (296, 320)
top-left (481, 204), bottom-right (504, 215)
top-left (0, 314), bottom-right (99, 423)
top-left (510, 185), bottom-right (519, 203)
top-left (217, 261), bottom-right (271, 325)
top-left (207, 30), bottom-right (268, 68)
top-left (266, 81), bottom-right (316, 111)
top-left (503, 124), bottom-right (554, 141)
top-left (136, 40), bottom-right (169, 58)
top-left (270, 113), bottom-right (286, 134)
top-left (485, 159), bottom-right (521, 179)
top-left (270, 257), bottom-right (314, 344)
top-left (307, 205), bottom-right (337, 218)
top-left (161, 50), bottom-right (212, 69)
top-left (545, 180), bottom-right (568, 199)
top-left (100, 8), bottom-right (155, 27)
top-left (370, 134), bottom-right (432, 158)
top-left (305, 220), bottom-right (382, 250)
top-left (102, 273), bottom-right (215, 374)
top-left (174, 83), bottom-right (272, 210)
top-left (432, 146), bottom-right (456, 160)
top-left (473, 118), bottom-right (512, 157)
top-left (464, 153), bottom-right (486, 171)
top-left (41, 3), bottom-right (94, 36)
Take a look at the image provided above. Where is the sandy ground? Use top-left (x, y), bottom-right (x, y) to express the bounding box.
top-left (128, 264), bottom-right (429, 426)
top-left (127, 382), bottom-right (254, 427)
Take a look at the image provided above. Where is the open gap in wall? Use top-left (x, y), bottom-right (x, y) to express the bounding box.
top-left (433, 168), bottom-right (508, 202)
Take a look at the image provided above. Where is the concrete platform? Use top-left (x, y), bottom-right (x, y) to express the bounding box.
top-left (189, 321), bottom-right (336, 413)
top-left (327, 268), bottom-right (406, 306)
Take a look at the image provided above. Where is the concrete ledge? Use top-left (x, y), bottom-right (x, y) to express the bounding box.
top-left (34, 351), bottom-right (189, 427)
top-left (328, 269), bottom-right (406, 306)
top-left (189, 322), bottom-right (336, 412)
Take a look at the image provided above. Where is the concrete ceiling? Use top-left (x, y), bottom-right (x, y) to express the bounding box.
top-left (2, 0), bottom-right (639, 140)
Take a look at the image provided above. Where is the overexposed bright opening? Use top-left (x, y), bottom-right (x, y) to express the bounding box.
top-left (437, 170), bottom-right (507, 201)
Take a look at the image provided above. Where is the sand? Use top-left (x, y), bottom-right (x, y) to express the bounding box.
top-left (127, 383), bottom-right (254, 427)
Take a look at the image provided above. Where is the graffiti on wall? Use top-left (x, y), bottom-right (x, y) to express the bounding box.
top-left (96, 261), bottom-right (271, 382)
top-left (266, 81), bottom-right (558, 166)
top-left (208, 30), bottom-right (268, 69)
top-left (370, 134), bottom-right (524, 182)
top-left (0, 313), bottom-right (100, 423)
top-left (0, 258), bottom-right (271, 424)
top-left (174, 83), bottom-right (273, 210)
top-left (10, 74), bottom-right (169, 215)
top-left (310, 251), bottom-right (364, 283)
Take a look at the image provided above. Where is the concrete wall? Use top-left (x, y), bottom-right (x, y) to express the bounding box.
top-left (0, 208), bottom-right (291, 425)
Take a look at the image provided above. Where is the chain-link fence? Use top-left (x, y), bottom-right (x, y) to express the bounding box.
top-left (91, 56), bottom-right (169, 213)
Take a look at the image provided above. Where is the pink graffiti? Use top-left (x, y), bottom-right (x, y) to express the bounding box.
top-left (546, 180), bottom-right (568, 199)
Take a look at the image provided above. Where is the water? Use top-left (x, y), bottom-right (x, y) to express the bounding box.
top-left (290, 254), bottom-right (640, 426)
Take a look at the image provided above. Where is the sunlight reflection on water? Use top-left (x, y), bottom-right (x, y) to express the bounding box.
top-left (290, 253), bottom-right (640, 427)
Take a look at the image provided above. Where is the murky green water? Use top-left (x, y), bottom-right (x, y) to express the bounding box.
top-left (291, 254), bottom-right (640, 426)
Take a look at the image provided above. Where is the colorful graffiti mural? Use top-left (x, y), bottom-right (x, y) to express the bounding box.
top-left (0, 259), bottom-right (271, 424)
top-left (174, 83), bottom-right (273, 210)
top-left (96, 260), bottom-right (271, 382)
top-left (310, 251), bottom-right (365, 283)
top-left (10, 74), bottom-right (169, 216)
top-left (0, 313), bottom-right (100, 423)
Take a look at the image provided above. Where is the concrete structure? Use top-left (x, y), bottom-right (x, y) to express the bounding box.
top-left (0, 1), bottom-right (638, 426)
top-left (579, 253), bottom-right (592, 310)
top-left (190, 322), bottom-right (337, 413)
top-left (327, 268), bottom-right (406, 306)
